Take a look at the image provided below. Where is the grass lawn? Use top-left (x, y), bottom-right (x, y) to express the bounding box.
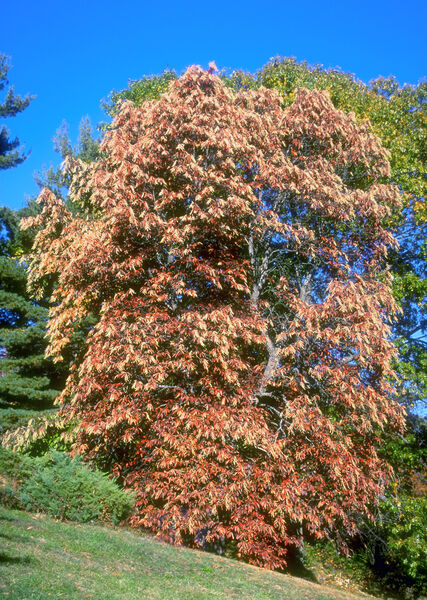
top-left (0, 507), bottom-right (377, 600)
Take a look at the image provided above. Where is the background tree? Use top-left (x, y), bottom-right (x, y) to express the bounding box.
top-left (24, 68), bottom-right (404, 569)
top-left (0, 203), bottom-right (64, 410)
top-left (0, 54), bottom-right (34, 170)
top-left (103, 69), bottom-right (177, 118)
top-left (34, 116), bottom-right (100, 202)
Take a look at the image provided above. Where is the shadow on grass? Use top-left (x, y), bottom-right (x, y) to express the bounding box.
top-left (284, 549), bottom-right (318, 583)
top-left (0, 552), bottom-right (32, 565)
top-left (0, 531), bottom-right (29, 543)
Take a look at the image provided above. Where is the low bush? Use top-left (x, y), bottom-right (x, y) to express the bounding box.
top-left (0, 446), bottom-right (32, 509)
top-left (0, 447), bottom-right (134, 524)
top-left (0, 484), bottom-right (24, 509)
top-left (0, 445), bottom-right (33, 481)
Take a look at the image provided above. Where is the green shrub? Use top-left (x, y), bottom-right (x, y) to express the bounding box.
top-left (0, 446), bottom-right (32, 509)
top-left (0, 484), bottom-right (24, 509)
top-left (0, 445), bottom-right (34, 481)
top-left (0, 447), bottom-right (135, 524)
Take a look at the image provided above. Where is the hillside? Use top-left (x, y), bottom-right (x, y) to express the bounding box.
top-left (0, 507), bottom-right (377, 600)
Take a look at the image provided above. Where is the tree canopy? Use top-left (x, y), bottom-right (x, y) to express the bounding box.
top-left (24, 67), bottom-right (404, 568)
top-left (111, 58), bottom-right (426, 411)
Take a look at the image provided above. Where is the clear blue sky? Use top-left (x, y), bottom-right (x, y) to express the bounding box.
top-left (1, 0), bottom-right (426, 210)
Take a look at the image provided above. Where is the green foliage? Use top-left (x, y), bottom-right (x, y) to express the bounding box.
top-left (103, 69), bottom-right (177, 116)
top-left (0, 446), bottom-right (31, 508)
top-left (0, 447), bottom-right (135, 524)
top-left (0, 212), bottom-right (66, 409)
top-left (380, 413), bottom-right (427, 492)
top-left (367, 495), bottom-right (427, 596)
top-left (0, 484), bottom-right (23, 509)
top-left (389, 207), bottom-right (426, 408)
top-left (385, 496), bottom-right (427, 583)
top-left (19, 451), bottom-right (135, 524)
top-left (0, 444), bottom-right (33, 480)
top-left (2, 408), bottom-right (76, 455)
top-left (0, 188), bottom-right (73, 411)
top-left (0, 54), bottom-right (34, 170)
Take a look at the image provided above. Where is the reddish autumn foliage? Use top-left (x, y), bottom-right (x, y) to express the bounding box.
top-left (23, 67), bottom-right (404, 569)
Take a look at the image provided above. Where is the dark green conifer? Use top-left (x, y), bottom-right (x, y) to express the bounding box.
top-left (0, 54), bottom-right (34, 170)
top-left (0, 203), bottom-right (63, 408)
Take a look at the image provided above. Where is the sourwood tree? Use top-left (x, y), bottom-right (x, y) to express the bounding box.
top-left (23, 67), bottom-right (404, 568)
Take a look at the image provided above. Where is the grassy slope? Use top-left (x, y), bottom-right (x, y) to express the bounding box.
top-left (0, 507), bottom-right (376, 600)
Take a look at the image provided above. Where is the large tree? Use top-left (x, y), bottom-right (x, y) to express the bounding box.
top-left (24, 67), bottom-right (404, 568)
top-left (0, 54), bottom-right (34, 170)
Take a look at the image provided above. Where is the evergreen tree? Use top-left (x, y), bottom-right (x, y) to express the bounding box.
top-left (0, 54), bottom-right (34, 170)
top-left (0, 203), bottom-right (63, 409)
top-left (34, 117), bottom-right (100, 203)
